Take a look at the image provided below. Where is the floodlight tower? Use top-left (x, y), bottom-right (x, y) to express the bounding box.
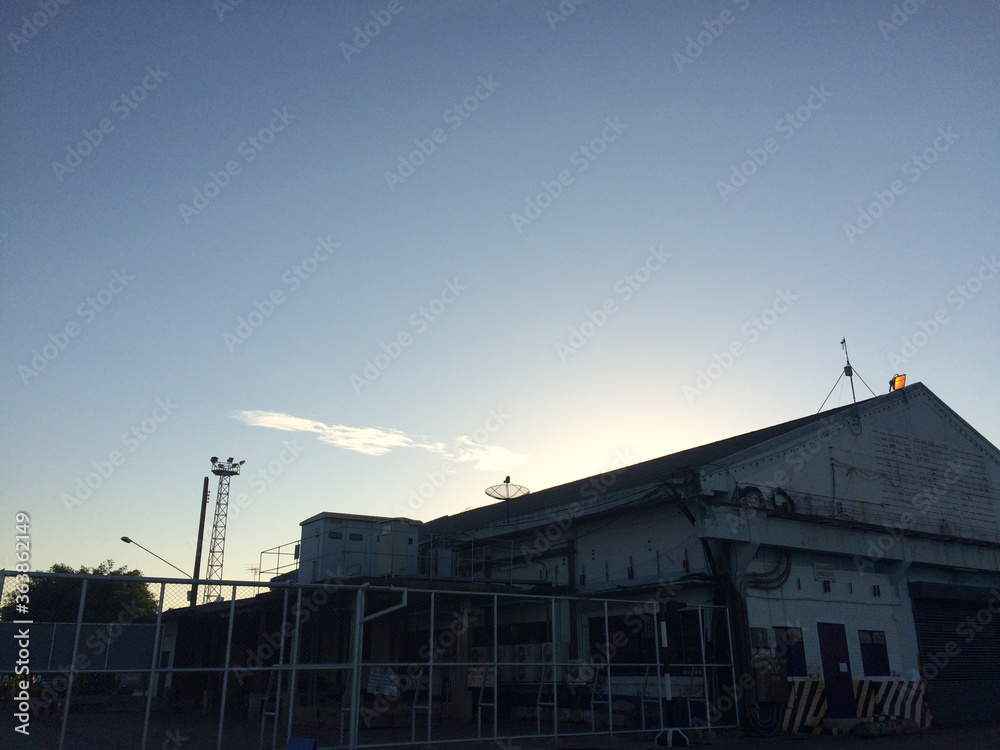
top-left (204, 456), bottom-right (244, 603)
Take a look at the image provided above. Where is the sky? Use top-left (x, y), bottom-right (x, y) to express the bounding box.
top-left (1, 1), bottom-right (998, 580)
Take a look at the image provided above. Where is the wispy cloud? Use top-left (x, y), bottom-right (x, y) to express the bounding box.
top-left (233, 410), bottom-right (528, 470)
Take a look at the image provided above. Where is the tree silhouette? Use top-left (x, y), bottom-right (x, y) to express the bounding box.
top-left (1, 559), bottom-right (157, 623)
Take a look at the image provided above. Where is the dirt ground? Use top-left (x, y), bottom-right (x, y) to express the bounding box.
top-left (0, 706), bottom-right (997, 750)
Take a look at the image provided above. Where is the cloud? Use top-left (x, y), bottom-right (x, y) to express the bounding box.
top-left (233, 410), bottom-right (529, 470)
top-left (447, 436), bottom-right (527, 471)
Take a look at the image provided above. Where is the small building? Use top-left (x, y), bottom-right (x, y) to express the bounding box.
top-left (298, 512), bottom-right (423, 582)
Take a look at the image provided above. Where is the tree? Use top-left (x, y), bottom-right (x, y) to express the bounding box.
top-left (1, 559), bottom-right (158, 623)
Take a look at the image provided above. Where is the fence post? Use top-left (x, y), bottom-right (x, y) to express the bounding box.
top-left (216, 586), bottom-right (237, 750)
top-left (348, 585), bottom-right (366, 750)
top-left (284, 585), bottom-right (303, 748)
top-left (57, 578), bottom-right (88, 750)
top-left (140, 581), bottom-right (167, 750)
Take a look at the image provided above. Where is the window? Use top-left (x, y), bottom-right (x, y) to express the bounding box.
top-left (328, 531), bottom-right (342, 539)
top-left (859, 630), bottom-right (890, 676)
top-left (773, 627), bottom-right (806, 677)
top-left (349, 533), bottom-right (363, 541)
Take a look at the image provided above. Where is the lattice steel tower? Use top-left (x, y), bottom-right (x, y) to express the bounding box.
top-left (204, 456), bottom-right (244, 603)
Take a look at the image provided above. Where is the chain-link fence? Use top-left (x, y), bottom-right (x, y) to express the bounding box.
top-left (0, 571), bottom-right (737, 749)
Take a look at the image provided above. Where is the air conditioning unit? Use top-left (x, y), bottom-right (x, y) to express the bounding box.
top-left (498, 645), bottom-right (517, 682)
top-left (541, 642), bottom-right (555, 663)
top-left (516, 664), bottom-right (541, 682)
top-left (516, 644), bottom-right (542, 663)
top-left (470, 646), bottom-right (490, 663)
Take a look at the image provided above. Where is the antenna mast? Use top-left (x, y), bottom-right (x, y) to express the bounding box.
top-left (204, 456), bottom-right (244, 602)
top-left (817, 339), bottom-right (878, 413)
top-left (842, 338), bottom-right (857, 404)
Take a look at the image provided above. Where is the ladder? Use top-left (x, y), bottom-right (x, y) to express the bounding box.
top-left (476, 668), bottom-right (496, 737)
top-left (258, 669), bottom-right (283, 750)
top-left (639, 665), bottom-right (663, 730)
top-left (411, 666), bottom-right (432, 741)
top-left (536, 675), bottom-right (557, 735)
top-left (590, 668), bottom-right (611, 734)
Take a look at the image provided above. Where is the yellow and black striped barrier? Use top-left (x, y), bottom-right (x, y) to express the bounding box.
top-left (780, 679), bottom-right (931, 734)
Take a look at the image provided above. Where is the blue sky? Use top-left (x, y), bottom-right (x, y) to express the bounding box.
top-left (2, 1), bottom-right (998, 579)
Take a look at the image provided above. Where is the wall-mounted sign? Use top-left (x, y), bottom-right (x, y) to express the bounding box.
top-left (814, 562), bottom-right (836, 582)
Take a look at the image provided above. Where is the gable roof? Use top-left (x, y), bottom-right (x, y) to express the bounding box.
top-left (423, 382), bottom-right (992, 536)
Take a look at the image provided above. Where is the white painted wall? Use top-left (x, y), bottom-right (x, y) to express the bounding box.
top-left (745, 550), bottom-right (920, 680)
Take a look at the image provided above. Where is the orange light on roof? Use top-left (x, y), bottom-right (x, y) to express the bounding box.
top-left (890, 374), bottom-right (906, 391)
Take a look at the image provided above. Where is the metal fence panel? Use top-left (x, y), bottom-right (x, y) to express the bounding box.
top-left (1, 570), bottom-right (737, 749)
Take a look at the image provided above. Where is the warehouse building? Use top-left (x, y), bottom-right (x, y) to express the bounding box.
top-left (420, 381), bottom-right (1000, 730)
top-left (279, 381), bottom-right (999, 735)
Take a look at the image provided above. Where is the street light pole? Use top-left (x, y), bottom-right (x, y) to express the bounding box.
top-left (120, 536), bottom-right (191, 579)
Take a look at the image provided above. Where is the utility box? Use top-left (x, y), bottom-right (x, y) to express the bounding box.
top-left (755, 659), bottom-right (790, 702)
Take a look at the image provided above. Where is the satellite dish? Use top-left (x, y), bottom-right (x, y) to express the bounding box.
top-left (485, 480), bottom-right (529, 500)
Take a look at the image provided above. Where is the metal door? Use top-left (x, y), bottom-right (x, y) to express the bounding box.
top-left (816, 622), bottom-right (854, 718)
top-left (913, 597), bottom-right (1000, 722)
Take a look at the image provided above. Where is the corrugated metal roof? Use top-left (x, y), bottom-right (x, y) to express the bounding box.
top-left (423, 388), bottom-right (909, 537)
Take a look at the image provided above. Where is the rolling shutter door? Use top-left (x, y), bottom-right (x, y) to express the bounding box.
top-left (912, 597), bottom-right (1000, 723)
